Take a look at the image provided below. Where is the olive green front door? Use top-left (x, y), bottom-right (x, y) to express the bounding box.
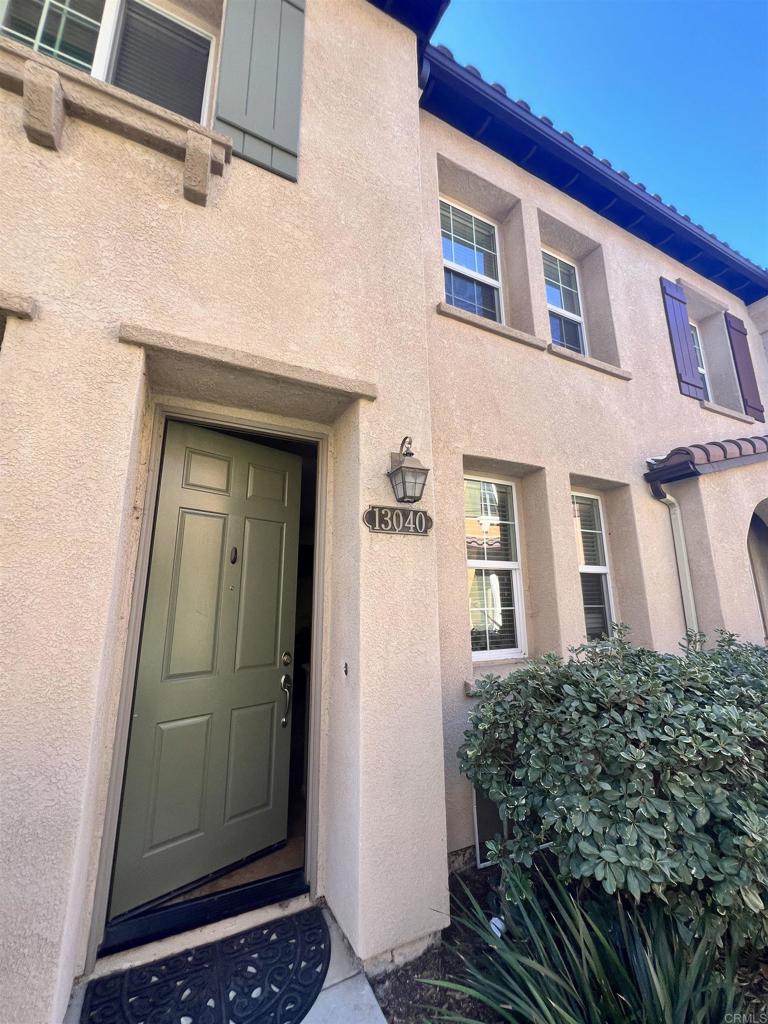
top-left (109, 421), bottom-right (301, 918)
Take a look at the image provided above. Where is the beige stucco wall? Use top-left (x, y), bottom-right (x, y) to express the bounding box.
top-left (0, 3), bottom-right (449, 1022)
top-left (1, 3), bottom-right (767, 1021)
top-left (419, 111), bottom-right (768, 854)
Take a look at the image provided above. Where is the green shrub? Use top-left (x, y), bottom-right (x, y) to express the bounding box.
top-left (460, 628), bottom-right (768, 943)
top-left (424, 865), bottom-right (742, 1023)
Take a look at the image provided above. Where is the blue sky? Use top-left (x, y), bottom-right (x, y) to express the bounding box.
top-left (435, 0), bottom-right (768, 269)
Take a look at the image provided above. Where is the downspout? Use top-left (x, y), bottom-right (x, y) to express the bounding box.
top-left (649, 480), bottom-right (699, 633)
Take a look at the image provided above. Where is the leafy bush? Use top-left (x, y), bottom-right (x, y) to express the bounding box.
top-left (425, 865), bottom-right (742, 1023)
top-left (460, 628), bottom-right (768, 943)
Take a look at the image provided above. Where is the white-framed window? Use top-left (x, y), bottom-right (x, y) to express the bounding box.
top-left (0, 0), bottom-right (105, 71)
top-left (543, 250), bottom-right (587, 355)
top-left (465, 476), bottom-right (526, 660)
top-left (572, 492), bottom-right (613, 641)
top-left (441, 199), bottom-right (503, 323)
top-left (0, 0), bottom-right (214, 122)
top-left (689, 321), bottom-right (710, 401)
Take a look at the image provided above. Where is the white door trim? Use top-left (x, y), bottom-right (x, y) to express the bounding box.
top-left (86, 400), bottom-right (329, 971)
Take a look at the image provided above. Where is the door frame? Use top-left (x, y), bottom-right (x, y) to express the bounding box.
top-left (86, 401), bottom-right (329, 971)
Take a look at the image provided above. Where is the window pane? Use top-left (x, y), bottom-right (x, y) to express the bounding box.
top-left (468, 568), bottom-right (518, 652)
top-left (546, 282), bottom-right (562, 307)
top-left (543, 253), bottom-right (583, 326)
top-left (559, 261), bottom-right (578, 290)
top-left (543, 252), bottom-right (560, 283)
top-left (573, 495), bottom-right (606, 566)
top-left (580, 573), bottom-right (610, 640)
top-left (2, 0), bottom-right (104, 70)
top-left (445, 269), bottom-right (499, 322)
top-left (550, 312), bottom-right (584, 353)
top-left (561, 286), bottom-right (581, 316)
top-left (440, 201), bottom-right (451, 233)
top-left (451, 207), bottom-right (474, 243)
top-left (549, 311), bottom-right (563, 345)
top-left (475, 248), bottom-right (498, 280)
top-left (474, 221), bottom-right (497, 254)
top-left (452, 237), bottom-right (478, 272)
top-left (690, 324), bottom-right (709, 400)
top-left (441, 202), bottom-right (500, 285)
top-left (1, 0), bottom-right (43, 45)
top-left (465, 480), bottom-right (517, 561)
top-left (562, 317), bottom-right (583, 352)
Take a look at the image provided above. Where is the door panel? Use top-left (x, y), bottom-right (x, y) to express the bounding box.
top-left (109, 422), bottom-right (301, 918)
top-left (147, 715), bottom-right (211, 851)
top-left (247, 462), bottom-right (289, 503)
top-left (183, 448), bottom-right (233, 494)
top-left (225, 703), bottom-right (275, 824)
top-left (235, 518), bottom-right (284, 671)
top-left (164, 511), bottom-right (227, 679)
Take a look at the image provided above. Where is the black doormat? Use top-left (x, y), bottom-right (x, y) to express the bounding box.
top-left (81, 906), bottom-right (331, 1024)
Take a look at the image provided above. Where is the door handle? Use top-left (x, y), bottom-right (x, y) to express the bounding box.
top-left (280, 673), bottom-right (293, 728)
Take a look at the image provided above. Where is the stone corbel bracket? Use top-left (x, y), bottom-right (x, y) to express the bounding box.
top-left (0, 38), bottom-right (232, 205)
top-left (0, 288), bottom-right (38, 321)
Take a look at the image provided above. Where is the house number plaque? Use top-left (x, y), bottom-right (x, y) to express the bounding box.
top-left (363, 505), bottom-right (433, 535)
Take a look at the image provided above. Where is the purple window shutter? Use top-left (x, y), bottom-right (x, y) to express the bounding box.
top-left (659, 278), bottom-right (705, 400)
top-left (725, 313), bottom-right (765, 422)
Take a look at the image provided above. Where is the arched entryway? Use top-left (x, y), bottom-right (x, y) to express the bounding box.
top-left (747, 499), bottom-right (768, 643)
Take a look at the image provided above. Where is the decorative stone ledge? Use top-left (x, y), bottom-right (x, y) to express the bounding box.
top-left (0, 288), bottom-right (37, 320)
top-left (546, 343), bottom-right (632, 380)
top-left (0, 39), bottom-right (231, 203)
top-left (700, 399), bottom-right (754, 425)
top-left (436, 302), bottom-right (548, 350)
top-left (119, 323), bottom-right (378, 424)
top-left (464, 659), bottom-right (530, 696)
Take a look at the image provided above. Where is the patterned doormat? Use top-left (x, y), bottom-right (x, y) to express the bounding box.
top-left (81, 906), bottom-right (330, 1024)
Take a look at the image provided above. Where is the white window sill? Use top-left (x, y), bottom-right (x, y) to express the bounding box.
top-left (699, 399), bottom-right (754, 425)
top-left (546, 343), bottom-right (632, 380)
top-left (436, 302), bottom-right (548, 350)
top-left (464, 659), bottom-right (529, 696)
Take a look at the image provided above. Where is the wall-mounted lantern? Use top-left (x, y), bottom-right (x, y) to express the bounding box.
top-left (387, 436), bottom-right (430, 504)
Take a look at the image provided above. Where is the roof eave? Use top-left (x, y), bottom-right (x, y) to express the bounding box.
top-left (421, 45), bottom-right (768, 305)
top-left (367, 0), bottom-right (450, 58)
top-left (644, 450), bottom-right (768, 486)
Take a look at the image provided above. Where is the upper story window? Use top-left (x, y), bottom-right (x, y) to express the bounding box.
top-left (465, 477), bottom-right (526, 660)
top-left (660, 277), bottom-right (765, 422)
top-left (1, 0), bottom-right (214, 121)
top-left (441, 200), bottom-right (502, 323)
top-left (689, 321), bottom-right (710, 401)
top-left (543, 250), bottom-right (586, 355)
top-left (1, 0), bottom-right (104, 72)
top-left (572, 493), bottom-right (613, 641)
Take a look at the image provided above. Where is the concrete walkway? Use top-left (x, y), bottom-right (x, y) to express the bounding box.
top-left (305, 912), bottom-right (387, 1023)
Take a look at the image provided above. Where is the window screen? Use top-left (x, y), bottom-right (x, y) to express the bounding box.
top-left (112, 1), bottom-right (210, 122)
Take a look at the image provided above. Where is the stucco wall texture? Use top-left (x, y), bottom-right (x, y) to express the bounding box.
top-left (0, 4), bottom-right (449, 1021)
top-left (419, 112), bottom-right (768, 853)
top-left (1, 2), bottom-right (766, 1021)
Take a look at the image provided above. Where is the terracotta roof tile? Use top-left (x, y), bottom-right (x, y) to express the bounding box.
top-left (428, 47), bottom-right (768, 278)
top-left (646, 433), bottom-right (768, 485)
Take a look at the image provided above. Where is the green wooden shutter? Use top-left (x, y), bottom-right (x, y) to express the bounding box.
top-left (215, 0), bottom-right (305, 180)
